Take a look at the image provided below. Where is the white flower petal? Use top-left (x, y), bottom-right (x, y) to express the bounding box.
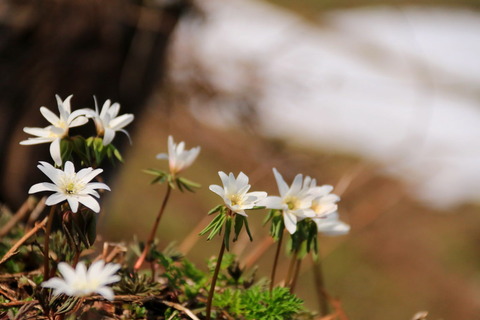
top-left (64, 161), bottom-right (75, 175)
top-left (102, 128), bottom-right (115, 146)
top-left (85, 182), bottom-right (110, 192)
top-left (246, 191), bottom-right (267, 201)
top-left (69, 114), bottom-right (88, 128)
top-left (289, 174), bottom-right (303, 196)
top-left (66, 197), bottom-right (79, 213)
top-left (273, 168), bottom-right (289, 197)
top-left (109, 114), bottom-right (134, 129)
top-left (77, 196), bottom-right (100, 213)
top-left (58, 262), bottom-right (77, 282)
top-left (41, 278), bottom-right (68, 294)
top-left (23, 127), bottom-right (52, 138)
top-left (236, 172), bottom-right (249, 187)
top-left (45, 193), bottom-right (67, 206)
top-left (40, 107), bottom-right (61, 126)
top-left (29, 182), bottom-right (58, 194)
top-left (95, 287), bottom-right (115, 301)
top-left (258, 196), bottom-right (283, 209)
top-left (209, 184), bottom-right (225, 198)
top-left (284, 211), bottom-right (298, 234)
top-left (20, 137), bottom-right (53, 145)
top-left (50, 138), bottom-right (62, 166)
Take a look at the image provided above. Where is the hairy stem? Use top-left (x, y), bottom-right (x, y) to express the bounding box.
top-left (206, 236), bottom-right (227, 320)
top-left (134, 184), bottom-right (172, 271)
top-left (269, 229), bottom-right (284, 292)
top-left (44, 205), bottom-right (56, 281)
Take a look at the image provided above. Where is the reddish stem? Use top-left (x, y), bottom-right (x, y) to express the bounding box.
top-left (134, 184), bottom-right (172, 271)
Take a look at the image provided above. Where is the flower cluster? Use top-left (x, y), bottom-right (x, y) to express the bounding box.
top-left (20, 95), bottom-right (134, 166)
top-left (260, 168), bottom-right (348, 235)
top-left (17, 93), bottom-right (351, 318)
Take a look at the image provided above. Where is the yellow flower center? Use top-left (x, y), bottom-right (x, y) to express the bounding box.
top-left (60, 175), bottom-right (84, 196)
top-left (285, 196), bottom-right (299, 211)
top-left (229, 194), bottom-right (243, 206)
top-left (65, 182), bottom-right (77, 194)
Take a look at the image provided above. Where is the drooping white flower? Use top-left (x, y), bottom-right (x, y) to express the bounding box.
top-left (84, 98), bottom-right (134, 146)
top-left (29, 161), bottom-right (110, 213)
top-left (209, 171), bottom-right (267, 216)
top-left (156, 135), bottom-right (200, 175)
top-left (41, 260), bottom-right (120, 300)
top-left (20, 95), bottom-right (89, 166)
top-left (313, 211), bottom-right (350, 236)
top-left (260, 168), bottom-right (315, 234)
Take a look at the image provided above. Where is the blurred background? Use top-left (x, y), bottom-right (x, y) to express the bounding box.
top-left (1, 0), bottom-right (480, 319)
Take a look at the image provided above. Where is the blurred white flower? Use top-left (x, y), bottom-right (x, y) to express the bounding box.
top-left (304, 178), bottom-right (348, 235)
top-left (156, 135), bottom-right (200, 175)
top-left (209, 171), bottom-right (267, 216)
top-left (307, 180), bottom-right (340, 218)
top-left (260, 168), bottom-right (315, 234)
top-left (29, 161), bottom-right (110, 213)
top-left (20, 95), bottom-right (88, 166)
top-left (85, 98), bottom-right (134, 146)
top-left (42, 260), bottom-right (120, 300)
top-left (314, 211), bottom-right (350, 236)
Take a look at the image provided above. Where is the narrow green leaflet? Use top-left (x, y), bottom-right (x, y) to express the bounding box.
top-left (224, 216), bottom-right (232, 251)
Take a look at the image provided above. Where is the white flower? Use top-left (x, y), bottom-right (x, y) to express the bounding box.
top-left (29, 161), bottom-right (110, 213)
top-left (20, 95), bottom-right (89, 166)
top-left (42, 260), bottom-right (120, 300)
top-left (307, 181), bottom-right (340, 218)
top-left (260, 168), bottom-right (315, 234)
top-left (209, 171), bottom-right (267, 216)
top-left (85, 98), bottom-right (134, 146)
top-left (156, 135), bottom-right (200, 175)
top-left (314, 211), bottom-right (350, 236)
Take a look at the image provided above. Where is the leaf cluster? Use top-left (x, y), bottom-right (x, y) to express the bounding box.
top-left (214, 285), bottom-right (305, 320)
top-left (199, 206), bottom-right (253, 251)
top-left (264, 209), bottom-right (284, 241)
top-left (60, 136), bottom-right (123, 168)
top-left (143, 169), bottom-right (200, 193)
top-left (288, 219), bottom-right (319, 259)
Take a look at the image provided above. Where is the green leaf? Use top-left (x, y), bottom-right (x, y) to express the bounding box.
top-left (199, 212), bottom-right (225, 236)
top-left (178, 177), bottom-right (201, 189)
top-left (233, 214), bottom-right (244, 242)
top-left (208, 214), bottom-right (226, 240)
top-left (224, 216), bottom-right (232, 251)
top-left (113, 147), bottom-right (123, 162)
top-left (143, 168), bottom-right (167, 176)
top-left (60, 139), bottom-right (73, 164)
top-left (208, 205), bottom-right (223, 215)
top-left (243, 216), bottom-right (253, 241)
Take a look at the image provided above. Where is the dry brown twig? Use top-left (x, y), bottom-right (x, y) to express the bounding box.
top-left (0, 217), bottom-right (48, 265)
top-left (0, 197), bottom-right (37, 237)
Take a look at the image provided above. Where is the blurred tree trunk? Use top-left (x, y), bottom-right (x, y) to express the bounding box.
top-left (0, 0), bottom-right (191, 208)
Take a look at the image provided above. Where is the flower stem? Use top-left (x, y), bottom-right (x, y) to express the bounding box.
top-left (43, 205), bottom-right (56, 281)
top-left (312, 255), bottom-right (329, 316)
top-left (134, 184), bottom-right (172, 271)
top-left (206, 236), bottom-right (227, 320)
top-left (269, 229), bottom-right (284, 292)
top-left (285, 250), bottom-right (298, 287)
top-left (289, 257), bottom-right (302, 293)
